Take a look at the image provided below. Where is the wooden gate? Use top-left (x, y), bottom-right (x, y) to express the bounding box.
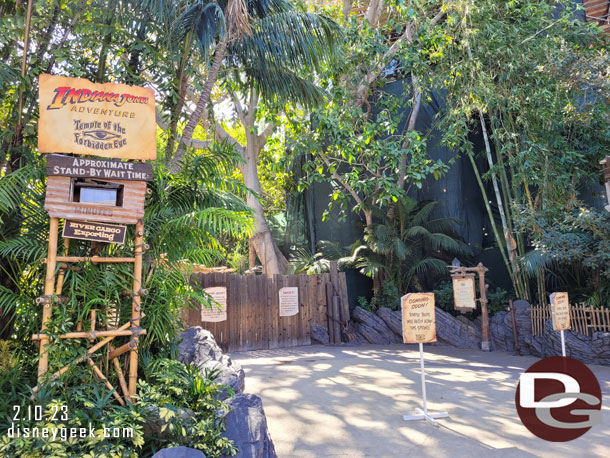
top-left (183, 272), bottom-right (348, 352)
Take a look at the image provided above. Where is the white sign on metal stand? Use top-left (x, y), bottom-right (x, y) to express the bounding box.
top-left (550, 292), bottom-right (570, 357)
top-left (401, 293), bottom-right (449, 426)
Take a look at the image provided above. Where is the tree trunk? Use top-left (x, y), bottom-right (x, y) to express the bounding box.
top-left (171, 36), bottom-right (229, 173)
top-left (239, 141), bottom-right (288, 276)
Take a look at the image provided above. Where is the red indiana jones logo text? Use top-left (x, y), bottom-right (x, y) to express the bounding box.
top-left (47, 86), bottom-right (149, 110)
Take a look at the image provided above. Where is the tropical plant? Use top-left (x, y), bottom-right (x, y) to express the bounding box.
top-left (342, 197), bottom-right (471, 293)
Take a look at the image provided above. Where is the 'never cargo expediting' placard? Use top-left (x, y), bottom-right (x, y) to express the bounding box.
top-left (38, 74), bottom-right (156, 160)
top-left (63, 220), bottom-right (126, 244)
top-left (551, 292), bottom-right (571, 331)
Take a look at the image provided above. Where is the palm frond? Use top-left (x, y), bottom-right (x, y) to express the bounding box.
top-left (240, 65), bottom-right (326, 108)
top-left (230, 12), bottom-right (342, 72)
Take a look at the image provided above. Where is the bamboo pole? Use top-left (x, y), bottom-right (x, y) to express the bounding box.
top-left (90, 309), bottom-right (96, 343)
top-left (87, 359), bottom-right (125, 406)
top-left (32, 329), bottom-right (146, 340)
top-left (108, 341), bottom-right (133, 361)
top-left (45, 256), bottom-right (135, 264)
top-left (112, 353), bottom-right (132, 403)
top-left (54, 239), bottom-right (71, 296)
top-left (109, 343), bottom-right (132, 401)
top-left (129, 219), bottom-right (144, 396)
top-left (31, 316), bottom-right (144, 394)
top-left (38, 218), bottom-right (59, 384)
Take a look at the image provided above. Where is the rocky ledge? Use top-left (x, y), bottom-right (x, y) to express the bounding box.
top-left (153, 327), bottom-right (277, 458)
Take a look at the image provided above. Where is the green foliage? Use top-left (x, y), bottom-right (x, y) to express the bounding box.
top-left (137, 358), bottom-right (237, 457)
top-left (0, 358), bottom-right (236, 458)
top-left (433, 280), bottom-right (510, 317)
top-left (516, 207), bottom-right (610, 305)
top-left (341, 197), bottom-right (471, 293)
top-left (369, 281), bottom-right (401, 311)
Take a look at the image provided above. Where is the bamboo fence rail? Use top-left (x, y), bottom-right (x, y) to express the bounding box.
top-left (530, 304), bottom-right (610, 336)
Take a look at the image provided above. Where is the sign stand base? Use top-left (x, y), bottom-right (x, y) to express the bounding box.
top-left (403, 343), bottom-right (449, 426)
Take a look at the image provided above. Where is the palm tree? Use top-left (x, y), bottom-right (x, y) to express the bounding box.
top-left (166, 0), bottom-right (341, 172)
top-left (344, 197), bottom-right (471, 293)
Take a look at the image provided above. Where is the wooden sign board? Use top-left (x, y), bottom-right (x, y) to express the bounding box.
top-left (38, 74), bottom-right (156, 160)
top-left (452, 275), bottom-right (476, 310)
top-left (279, 287), bottom-right (299, 317)
top-left (201, 287), bottom-right (227, 323)
top-left (47, 155), bottom-right (152, 181)
top-left (402, 293), bottom-right (436, 344)
top-left (551, 292), bottom-right (571, 331)
top-left (45, 175), bottom-right (146, 224)
top-left (63, 220), bottom-right (126, 244)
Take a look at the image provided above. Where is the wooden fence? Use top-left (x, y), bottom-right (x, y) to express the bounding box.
top-left (183, 271), bottom-right (349, 352)
top-left (530, 304), bottom-right (610, 336)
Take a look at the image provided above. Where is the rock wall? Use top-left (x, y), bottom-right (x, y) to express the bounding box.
top-left (349, 306), bottom-right (482, 349)
top-left (176, 327), bottom-right (278, 458)
top-left (489, 300), bottom-right (610, 366)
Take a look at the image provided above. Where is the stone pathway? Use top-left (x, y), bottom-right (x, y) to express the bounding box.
top-left (232, 344), bottom-right (610, 458)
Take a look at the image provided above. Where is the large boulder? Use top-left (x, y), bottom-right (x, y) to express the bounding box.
top-left (178, 327), bottom-right (245, 397)
top-left (490, 300), bottom-right (532, 354)
top-left (152, 447), bottom-right (206, 458)
top-left (435, 307), bottom-right (481, 349)
top-left (310, 324), bottom-right (330, 345)
top-left (351, 306), bottom-right (401, 344)
top-left (221, 394), bottom-right (277, 458)
top-left (526, 320), bottom-right (610, 365)
top-left (376, 307), bottom-right (403, 337)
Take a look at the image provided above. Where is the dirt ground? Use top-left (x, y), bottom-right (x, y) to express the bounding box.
top-left (232, 344), bottom-right (610, 458)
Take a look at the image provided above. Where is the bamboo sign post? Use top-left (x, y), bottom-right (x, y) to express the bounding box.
top-left (550, 292), bottom-right (571, 357)
top-left (34, 74), bottom-right (156, 403)
top-left (401, 293), bottom-right (449, 426)
top-left (449, 263), bottom-right (490, 351)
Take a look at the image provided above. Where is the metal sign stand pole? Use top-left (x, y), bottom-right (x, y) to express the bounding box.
top-left (403, 343), bottom-right (449, 426)
top-left (560, 330), bottom-right (566, 357)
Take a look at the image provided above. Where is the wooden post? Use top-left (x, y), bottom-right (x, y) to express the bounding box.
top-left (329, 261), bottom-right (344, 342)
top-left (129, 219), bottom-right (144, 396)
top-left (38, 217), bottom-right (59, 384)
top-left (477, 263), bottom-right (490, 351)
top-left (508, 300), bottom-right (520, 356)
top-left (326, 282), bottom-right (336, 344)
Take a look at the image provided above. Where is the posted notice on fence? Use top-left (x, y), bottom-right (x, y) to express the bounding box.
top-left (279, 287), bottom-right (299, 317)
top-left (401, 293), bottom-right (436, 344)
top-left (452, 276), bottom-right (476, 309)
top-left (201, 286), bottom-right (227, 323)
top-left (551, 292), bottom-right (571, 331)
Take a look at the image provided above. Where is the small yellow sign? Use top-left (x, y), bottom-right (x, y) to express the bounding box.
top-left (551, 292), bottom-right (571, 331)
top-left (452, 276), bottom-right (476, 309)
top-left (401, 293), bottom-right (436, 344)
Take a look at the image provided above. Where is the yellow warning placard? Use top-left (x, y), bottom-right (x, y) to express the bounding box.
top-left (401, 293), bottom-right (437, 344)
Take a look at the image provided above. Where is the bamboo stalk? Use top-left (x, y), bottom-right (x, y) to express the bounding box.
top-left (129, 219), bottom-right (144, 396)
top-left (32, 329), bottom-right (145, 340)
top-left (90, 309), bottom-right (96, 343)
top-left (47, 256), bottom-right (135, 264)
top-left (31, 315), bottom-right (145, 394)
top-left (108, 341), bottom-right (133, 361)
top-left (88, 359), bottom-right (125, 406)
top-left (109, 344), bottom-right (132, 403)
top-left (112, 354), bottom-right (132, 403)
top-left (38, 218), bottom-right (59, 384)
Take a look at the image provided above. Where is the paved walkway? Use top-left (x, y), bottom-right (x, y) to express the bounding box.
top-left (232, 344), bottom-right (610, 458)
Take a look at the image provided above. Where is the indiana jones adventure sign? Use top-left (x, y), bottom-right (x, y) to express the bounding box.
top-left (38, 74), bottom-right (156, 160)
